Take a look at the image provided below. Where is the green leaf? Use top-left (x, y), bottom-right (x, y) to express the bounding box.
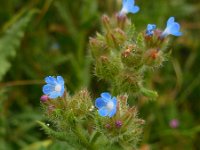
top-left (0, 9), bottom-right (37, 81)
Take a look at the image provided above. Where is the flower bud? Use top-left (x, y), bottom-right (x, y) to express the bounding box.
top-left (116, 13), bottom-right (127, 29)
top-left (115, 120), bottom-right (123, 128)
top-left (140, 87), bottom-right (158, 99)
top-left (113, 28), bottom-right (126, 45)
top-left (40, 95), bottom-right (49, 103)
top-left (118, 95), bottom-right (128, 107)
top-left (136, 119), bottom-right (145, 125)
top-left (144, 29), bottom-right (165, 48)
top-left (116, 71), bottom-right (140, 94)
top-left (48, 105), bottom-right (55, 111)
top-left (169, 119), bottom-right (179, 128)
top-left (47, 105), bottom-right (55, 115)
top-left (80, 89), bottom-right (89, 98)
top-left (100, 55), bottom-right (109, 62)
top-left (154, 29), bottom-right (166, 44)
top-left (105, 123), bottom-right (111, 129)
top-left (102, 15), bottom-right (111, 31)
top-left (95, 56), bottom-right (120, 80)
top-left (121, 45), bottom-right (143, 68)
top-left (89, 37), bottom-right (109, 59)
top-left (106, 32), bottom-right (118, 48)
top-left (143, 49), bottom-right (164, 68)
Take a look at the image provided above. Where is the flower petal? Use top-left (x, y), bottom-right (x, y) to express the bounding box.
top-left (98, 107), bottom-right (109, 117)
top-left (57, 76), bottom-right (64, 85)
top-left (45, 76), bottom-right (56, 84)
top-left (111, 97), bottom-right (117, 107)
top-left (121, 0), bottom-right (139, 15)
top-left (127, 0), bottom-right (135, 6)
top-left (129, 5), bottom-right (140, 14)
top-left (147, 24), bottom-right (156, 31)
top-left (95, 97), bottom-right (106, 109)
top-left (172, 31), bottom-right (182, 36)
top-left (168, 23), bottom-right (182, 36)
top-left (146, 24), bottom-right (156, 36)
top-left (108, 107), bottom-right (117, 117)
top-left (42, 84), bottom-right (54, 95)
top-left (59, 86), bottom-right (65, 97)
top-left (167, 17), bottom-right (175, 27)
top-left (101, 92), bottom-right (111, 101)
top-left (49, 91), bottom-right (60, 99)
top-left (162, 17), bottom-right (182, 38)
top-left (123, 0), bottom-right (127, 5)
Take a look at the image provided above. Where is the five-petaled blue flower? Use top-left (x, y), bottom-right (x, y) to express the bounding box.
top-left (120, 0), bottom-right (140, 15)
top-left (42, 76), bottom-right (65, 99)
top-left (95, 92), bottom-right (117, 117)
top-left (161, 17), bottom-right (182, 38)
top-left (146, 24), bottom-right (156, 36)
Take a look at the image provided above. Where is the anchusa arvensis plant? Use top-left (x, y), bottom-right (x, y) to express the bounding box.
top-left (38, 0), bottom-right (182, 149)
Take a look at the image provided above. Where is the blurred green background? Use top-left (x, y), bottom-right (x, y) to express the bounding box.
top-left (0, 0), bottom-right (199, 149)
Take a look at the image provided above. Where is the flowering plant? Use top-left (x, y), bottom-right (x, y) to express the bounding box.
top-left (38, 0), bottom-right (182, 149)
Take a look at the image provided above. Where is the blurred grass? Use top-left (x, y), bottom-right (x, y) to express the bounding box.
top-left (0, 0), bottom-right (199, 149)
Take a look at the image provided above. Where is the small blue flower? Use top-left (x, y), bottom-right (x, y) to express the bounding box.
top-left (161, 17), bottom-right (182, 37)
top-left (95, 92), bottom-right (117, 117)
top-left (146, 24), bottom-right (156, 36)
top-left (42, 76), bottom-right (65, 99)
top-left (120, 0), bottom-right (140, 15)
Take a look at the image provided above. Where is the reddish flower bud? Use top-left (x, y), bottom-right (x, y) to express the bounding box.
top-left (105, 123), bottom-right (111, 129)
top-left (102, 15), bottom-right (111, 31)
top-left (115, 120), bottom-right (123, 128)
top-left (116, 13), bottom-right (127, 29)
top-left (169, 119), bottom-right (179, 128)
top-left (122, 49), bottom-right (131, 58)
top-left (40, 95), bottom-right (49, 103)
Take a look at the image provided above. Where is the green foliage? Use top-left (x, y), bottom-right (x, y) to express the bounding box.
top-left (0, 9), bottom-right (37, 81)
top-left (53, 0), bottom-right (99, 90)
top-left (0, 94), bottom-right (44, 150)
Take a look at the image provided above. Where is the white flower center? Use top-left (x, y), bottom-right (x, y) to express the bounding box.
top-left (55, 84), bottom-right (62, 92)
top-left (121, 8), bottom-right (127, 15)
top-left (106, 101), bottom-right (114, 110)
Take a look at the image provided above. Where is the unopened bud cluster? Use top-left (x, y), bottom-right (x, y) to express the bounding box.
top-left (89, 13), bottom-right (179, 96)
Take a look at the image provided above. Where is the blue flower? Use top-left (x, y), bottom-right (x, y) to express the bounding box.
top-left (161, 17), bottom-right (182, 37)
top-left (120, 0), bottom-right (140, 15)
top-left (146, 24), bottom-right (156, 36)
top-left (42, 76), bottom-right (65, 99)
top-left (95, 92), bottom-right (117, 117)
